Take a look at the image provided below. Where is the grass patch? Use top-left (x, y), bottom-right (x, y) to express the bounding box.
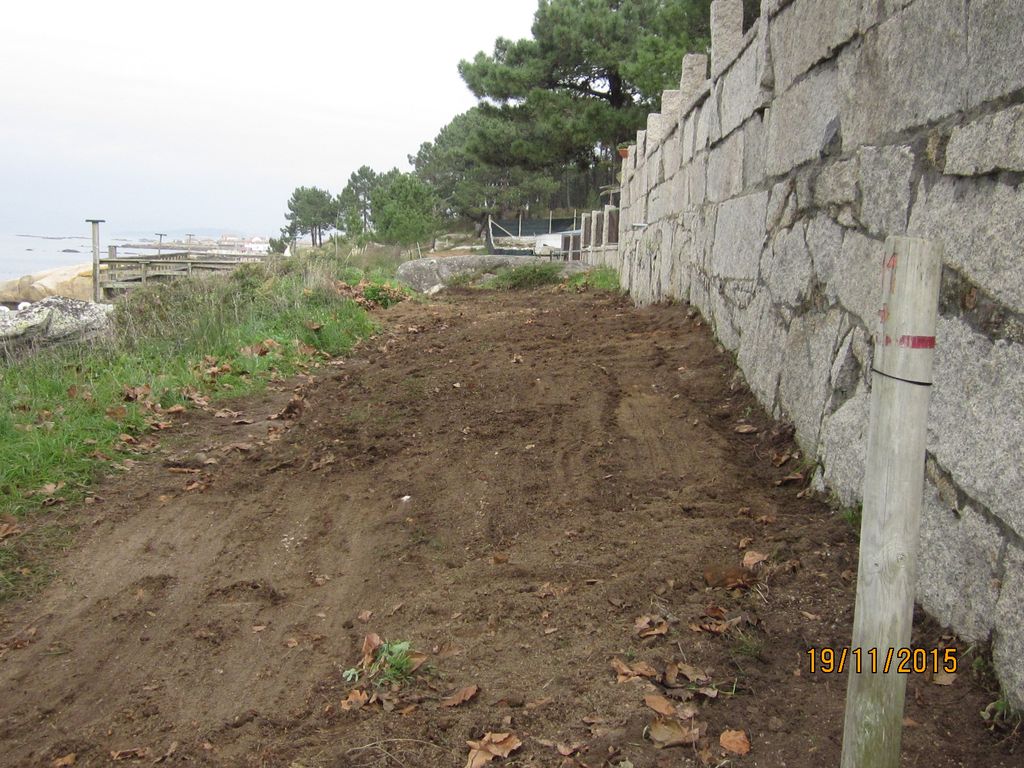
top-left (564, 266), bottom-right (621, 292)
top-left (0, 252), bottom-right (386, 601)
top-left (343, 638), bottom-right (422, 688)
top-left (483, 262), bottom-right (564, 290)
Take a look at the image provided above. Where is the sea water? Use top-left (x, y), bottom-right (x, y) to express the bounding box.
top-left (0, 232), bottom-right (177, 282)
top-left (0, 233), bottom-right (102, 282)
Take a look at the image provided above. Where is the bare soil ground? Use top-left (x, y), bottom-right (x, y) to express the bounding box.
top-left (0, 288), bottom-right (1017, 768)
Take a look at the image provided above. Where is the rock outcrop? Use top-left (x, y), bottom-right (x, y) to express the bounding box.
top-left (0, 296), bottom-right (113, 357)
top-left (396, 254), bottom-right (590, 293)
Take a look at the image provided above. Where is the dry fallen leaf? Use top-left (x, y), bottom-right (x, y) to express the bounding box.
top-left (52, 754), bottom-right (76, 767)
top-left (742, 550), bottom-right (769, 569)
top-left (110, 748), bottom-right (150, 761)
top-left (340, 688), bottom-right (369, 711)
top-left (703, 564), bottom-right (756, 589)
top-left (465, 732), bottom-right (522, 768)
top-left (644, 694), bottom-right (678, 717)
top-left (734, 424), bottom-right (759, 434)
top-left (775, 472), bottom-right (804, 486)
top-left (634, 614), bottom-right (670, 638)
top-left (360, 633), bottom-right (383, 668)
top-left (932, 670), bottom-right (958, 686)
top-left (441, 684), bottom-right (479, 708)
top-left (720, 729), bottom-right (751, 755)
top-left (611, 657), bottom-right (660, 683)
top-left (0, 523), bottom-right (21, 541)
top-left (666, 661), bottom-right (709, 686)
top-left (357, 610), bottom-right (373, 623)
top-left (284, 637), bottom-right (299, 648)
top-left (649, 718), bottom-right (701, 748)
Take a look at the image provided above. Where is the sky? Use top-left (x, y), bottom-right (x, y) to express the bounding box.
top-left (0, 0), bottom-right (538, 237)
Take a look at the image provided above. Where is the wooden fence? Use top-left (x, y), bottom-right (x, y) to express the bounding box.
top-left (98, 245), bottom-right (262, 299)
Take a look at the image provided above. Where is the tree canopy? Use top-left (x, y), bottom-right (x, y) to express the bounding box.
top-left (410, 108), bottom-right (561, 224)
top-left (370, 173), bottom-right (441, 245)
top-left (283, 186), bottom-right (337, 247)
top-left (458, 0), bottom-right (711, 170)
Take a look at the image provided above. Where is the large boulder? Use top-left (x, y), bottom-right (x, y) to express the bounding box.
top-left (0, 296), bottom-right (113, 357)
top-left (0, 262), bottom-right (94, 303)
top-left (396, 254), bottom-right (591, 293)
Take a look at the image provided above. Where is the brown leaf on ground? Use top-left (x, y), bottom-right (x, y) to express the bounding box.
top-left (634, 615), bottom-right (669, 638)
top-left (465, 732), bottom-right (522, 768)
top-left (441, 685), bottom-right (479, 707)
top-left (0, 523), bottom-right (21, 540)
top-left (340, 688), bottom-right (369, 711)
top-left (51, 754), bottom-right (76, 767)
top-left (165, 404), bottom-right (186, 414)
top-left (649, 718), bottom-right (701, 748)
top-left (105, 405), bottom-right (128, 420)
top-left (122, 385), bottom-right (152, 402)
top-left (491, 553), bottom-right (510, 564)
top-left (311, 453), bottom-right (336, 471)
top-left (271, 395), bottom-right (305, 420)
top-left (932, 670), bottom-right (957, 686)
top-left (774, 472), bottom-right (804, 486)
top-left (734, 424), bottom-right (758, 434)
top-left (742, 550), bottom-right (769, 569)
top-left (644, 694), bottom-right (678, 717)
top-left (357, 610), bottom-right (373, 623)
top-left (720, 729), bottom-right (751, 755)
top-left (610, 657), bottom-right (660, 683)
top-left (666, 662), bottom-right (709, 686)
top-left (110, 747), bottom-right (150, 760)
top-left (703, 564), bottom-right (756, 589)
top-left (360, 633), bottom-right (382, 668)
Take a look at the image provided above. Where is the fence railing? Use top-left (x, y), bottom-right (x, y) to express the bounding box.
top-left (98, 245), bottom-right (262, 299)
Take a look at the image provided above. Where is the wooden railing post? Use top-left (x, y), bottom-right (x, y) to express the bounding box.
top-left (86, 218), bottom-right (105, 302)
top-left (840, 236), bottom-right (942, 768)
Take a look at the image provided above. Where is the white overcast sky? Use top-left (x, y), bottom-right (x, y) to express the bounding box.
top-left (0, 0), bottom-right (537, 236)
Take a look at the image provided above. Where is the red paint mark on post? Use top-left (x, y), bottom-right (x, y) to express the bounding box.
top-left (898, 335), bottom-right (936, 349)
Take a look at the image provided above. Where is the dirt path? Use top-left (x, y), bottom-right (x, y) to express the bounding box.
top-left (0, 288), bottom-right (1014, 767)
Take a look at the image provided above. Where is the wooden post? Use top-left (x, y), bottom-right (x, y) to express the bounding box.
top-left (840, 236), bottom-right (942, 768)
top-left (86, 219), bottom-right (105, 302)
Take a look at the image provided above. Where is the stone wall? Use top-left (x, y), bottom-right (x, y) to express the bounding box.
top-left (594, 0), bottom-right (1024, 705)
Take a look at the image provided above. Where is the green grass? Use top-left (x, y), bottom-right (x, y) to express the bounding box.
top-left (0, 252), bottom-right (387, 600)
top-left (564, 266), bottom-right (621, 292)
top-left (483, 262), bottom-right (565, 290)
top-left (343, 639), bottom-right (420, 687)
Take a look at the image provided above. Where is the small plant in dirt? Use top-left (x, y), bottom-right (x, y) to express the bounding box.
top-left (344, 635), bottom-right (424, 688)
top-left (965, 644), bottom-right (1023, 738)
top-left (730, 629), bottom-right (766, 662)
top-left (335, 279), bottom-right (408, 310)
top-left (483, 263), bottom-right (564, 290)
